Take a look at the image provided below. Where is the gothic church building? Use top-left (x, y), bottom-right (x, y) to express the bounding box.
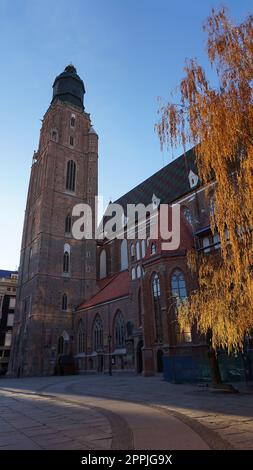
top-left (9, 66), bottom-right (217, 378)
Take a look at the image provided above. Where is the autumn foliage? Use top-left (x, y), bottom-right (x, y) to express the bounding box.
top-left (156, 8), bottom-right (253, 352)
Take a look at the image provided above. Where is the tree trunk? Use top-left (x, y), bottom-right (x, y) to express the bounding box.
top-left (208, 347), bottom-right (222, 385)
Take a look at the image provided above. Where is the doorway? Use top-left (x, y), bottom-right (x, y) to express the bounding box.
top-left (137, 340), bottom-right (143, 373)
top-left (97, 354), bottom-right (104, 373)
top-left (157, 349), bottom-right (164, 373)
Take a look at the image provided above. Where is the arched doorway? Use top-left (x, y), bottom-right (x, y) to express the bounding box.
top-left (58, 331), bottom-right (69, 355)
top-left (137, 340), bottom-right (143, 374)
top-left (58, 336), bottom-right (64, 355)
top-left (157, 349), bottom-right (164, 373)
top-left (56, 331), bottom-right (73, 376)
top-left (97, 355), bottom-right (104, 373)
top-left (57, 336), bottom-right (65, 375)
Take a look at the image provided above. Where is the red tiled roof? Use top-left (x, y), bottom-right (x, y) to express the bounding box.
top-left (77, 270), bottom-right (130, 310)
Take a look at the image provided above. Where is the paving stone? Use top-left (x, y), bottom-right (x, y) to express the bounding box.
top-left (0, 434), bottom-right (35, 447)
top-left (32, 434), bottom-right (74, 447)
top-left (0, 442), bottom-right (42, 450)
top-left (23, 427), bottom-right (58, 437)
top-left (1, 375), bottom-right (253, 450)
top-left (45, 440), bottom-right (87, 450)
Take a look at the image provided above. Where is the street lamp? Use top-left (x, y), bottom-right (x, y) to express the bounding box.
top-left (108, 334), bottom-right (112, 376)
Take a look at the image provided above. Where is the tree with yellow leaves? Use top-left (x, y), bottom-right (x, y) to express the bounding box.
top-left (156, 8), bottom-right (253, 384)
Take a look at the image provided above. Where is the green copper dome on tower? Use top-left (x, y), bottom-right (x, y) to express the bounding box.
top-left (52, 65), bottom-right (85, 110)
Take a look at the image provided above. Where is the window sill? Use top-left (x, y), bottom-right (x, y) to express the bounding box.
top-left (64, 190), bottom-right (76, 196)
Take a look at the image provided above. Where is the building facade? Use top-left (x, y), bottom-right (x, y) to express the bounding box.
top-left (10, 65), bottom-right (228, 379)
top-left (0, 270), bottom-right (18, 375)
top-left (74, 150), bottom-right (219, 377)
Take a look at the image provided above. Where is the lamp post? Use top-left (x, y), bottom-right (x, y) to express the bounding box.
top-left (108, 334), bottom-right (112, 376)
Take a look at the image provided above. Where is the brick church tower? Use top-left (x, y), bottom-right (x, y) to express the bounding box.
top-left (9, 65), bottom-right (98, 376)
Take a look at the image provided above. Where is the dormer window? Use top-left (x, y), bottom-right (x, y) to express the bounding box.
top-left (152, 193), bottom-right (160, 210)
top-left (188, 170), bottom-right (199, 189)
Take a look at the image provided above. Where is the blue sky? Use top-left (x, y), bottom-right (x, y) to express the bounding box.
top-left (0, 0), bottom-right (252, 270)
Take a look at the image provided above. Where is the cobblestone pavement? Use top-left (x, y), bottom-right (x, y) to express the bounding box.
top-left (0, 389), bottom-right (113, 450)
top-left (1, 374), bottom-right (253, 450)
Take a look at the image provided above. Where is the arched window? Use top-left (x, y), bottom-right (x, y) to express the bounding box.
top-left (152, 273), bottom-right (162, 342)
top-left (171, 270), bottom-right (191, 343)
top-left (171, 269), bottom-right (187, 301)
top-left (141, 240), bottom-right (146, 258)
top-left (131, 267), bottom-right (136, 280)
top-left (51, 128), bottom-right (58, 142)
top-left (138, 289), bottom-right (142, 326)
top-left (183, 207), bottom-right (193, 226)
top-left (66, 160), bottom-right (76, 192)
top-left (70, 115), bottom-right (76, 127)
top-left (99, 249), bottom-right (107, 279)
top-left (63, 244), bottom-right (70, 273)
top-left (137, 265), bottom-right (141, 278)
top-left (63, 251), bottom-right (70, 273)
top-left (62, 293), bottom-right (67, 311)
top-left (151, 242), bottom-right (157, 255)
top-left (114, 311), bottom-right (125, 348)
top-left (65, 214), bottom-right (71, 234)
top-left (93, 315), bottom-right (103, 351)
top-left (77, 321), bottom-right (85, 353)
top-left (136, 241), bottom-right (140, 260)
top-left (130, 243), bottom-right (135, 258)
top-left (120, 239), bottom-right (128, 270)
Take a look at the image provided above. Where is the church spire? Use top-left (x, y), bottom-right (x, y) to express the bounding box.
top-left (51, 65), bottom-right (85, 110)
